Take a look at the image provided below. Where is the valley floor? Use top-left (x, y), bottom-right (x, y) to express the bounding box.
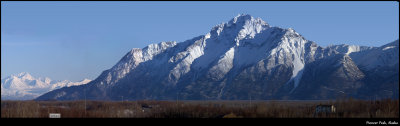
top-left (1, 98), bottom-right (398, 118)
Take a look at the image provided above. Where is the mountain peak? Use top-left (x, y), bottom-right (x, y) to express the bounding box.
top-left (229, 14), bottom-right (252, 24)
top-left (14, 72), bottom-right (34, 80)
top-left (228, 14), bottom-right (268, 27)
top-left (16, 72), bottom-right (30, 76)
top-left (208, 14), bottom-right (271, 43)
top-left (35, 15), bottom-right (399, 101)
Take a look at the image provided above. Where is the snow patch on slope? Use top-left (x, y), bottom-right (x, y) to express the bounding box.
top-left (105, 41), bottom-right (178, 85)
top-left (169, 36), bottom-right (209, 83)
top-left (383, 46), bottom-right (395, 50)
top-left (208, 47), bottom-right (235, 81)
top-left (280, 29), bottom-right (306, 93)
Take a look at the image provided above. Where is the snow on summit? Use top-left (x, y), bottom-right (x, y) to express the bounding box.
top-left (35, 14), bottom-right (399, 101)
top-left (58, 14), bottom-right (312, 94)
top-left (1, 72), bottom-right (91, 100)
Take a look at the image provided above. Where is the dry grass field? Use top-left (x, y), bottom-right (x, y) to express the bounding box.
top-left (1, 98), bottom-right (398, 118)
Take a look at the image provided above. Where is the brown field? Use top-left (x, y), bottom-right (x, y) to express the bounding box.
top-left (1, 98), bottom-right (398, 118)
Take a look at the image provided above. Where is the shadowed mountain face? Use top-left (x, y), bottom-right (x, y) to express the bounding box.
top-left (36, 14), bottom-right (399, 101)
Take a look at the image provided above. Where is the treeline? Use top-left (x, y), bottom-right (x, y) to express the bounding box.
top-left (1, 98), bottom-right (398, 118)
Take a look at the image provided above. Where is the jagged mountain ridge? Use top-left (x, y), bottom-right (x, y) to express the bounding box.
top-left (1, 72), bottom-right (91, 100)
top-left (36, 14), bottom-right (399, 101)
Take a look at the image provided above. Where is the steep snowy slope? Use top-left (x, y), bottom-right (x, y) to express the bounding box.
top-left (36, 14), bottom-right (399, 101)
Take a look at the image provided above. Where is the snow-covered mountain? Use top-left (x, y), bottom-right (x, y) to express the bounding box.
top-left (1, 72), bottom-right (91, 100)
top-left (36, 14), bottom-right (399, 101)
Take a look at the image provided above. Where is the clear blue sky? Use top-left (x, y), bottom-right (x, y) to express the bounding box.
top-left (1, 1), bottom-right (399, 81)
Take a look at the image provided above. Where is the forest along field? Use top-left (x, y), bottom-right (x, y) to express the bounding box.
top-left (1, 98), bottom-right (398, 118)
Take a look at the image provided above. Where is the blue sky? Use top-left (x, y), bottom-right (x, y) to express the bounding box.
top-left (1, 1), bottom-right (399, 81)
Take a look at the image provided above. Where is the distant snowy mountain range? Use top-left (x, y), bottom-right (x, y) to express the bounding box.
top-left (36, 14), bottom-right (398, 101)
top-left (1, 72), bottom-right (91, 100)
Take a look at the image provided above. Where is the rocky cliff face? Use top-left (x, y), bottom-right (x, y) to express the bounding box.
top-left (36, 14), bottom-right (399, 101)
